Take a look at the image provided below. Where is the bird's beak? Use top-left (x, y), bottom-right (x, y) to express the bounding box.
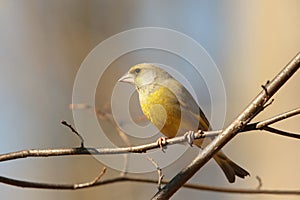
top-left (118, 73), bottom-right (134, 84)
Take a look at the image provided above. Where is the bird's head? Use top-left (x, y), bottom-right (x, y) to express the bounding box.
top-left (118, 63), bottom-right (171, 89)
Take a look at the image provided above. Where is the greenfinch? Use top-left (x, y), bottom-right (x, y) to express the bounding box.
top-left (119, 63), bottom-right (249, 183)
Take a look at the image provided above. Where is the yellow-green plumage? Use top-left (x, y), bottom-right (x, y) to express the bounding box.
top-left (139, 85), bottom-right (181, 138)
top-left (119, 63), bottom-right (250, 183)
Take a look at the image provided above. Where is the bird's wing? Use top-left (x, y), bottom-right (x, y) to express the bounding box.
top-left (161, 78), bottom-right (210, 132)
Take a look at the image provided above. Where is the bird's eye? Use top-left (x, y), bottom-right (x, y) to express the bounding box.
top-left (134, 68), bottom-right (141, 74)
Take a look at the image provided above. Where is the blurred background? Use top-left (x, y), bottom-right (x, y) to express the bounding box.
top-left (0, 0), bottom-right (299, 199)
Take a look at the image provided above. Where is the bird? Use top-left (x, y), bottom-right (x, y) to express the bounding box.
top-left (118, 63), bottom-right (250, 183)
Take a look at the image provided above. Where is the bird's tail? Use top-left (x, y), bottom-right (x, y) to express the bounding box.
top-left (213, 151), bottom-right (250, 183)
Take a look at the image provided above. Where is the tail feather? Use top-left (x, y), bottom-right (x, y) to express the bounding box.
top-left (214, 151), bottom-right (250, 183)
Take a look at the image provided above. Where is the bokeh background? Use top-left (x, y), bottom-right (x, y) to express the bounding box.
top-left (1, 1), bottom-right (299, 199)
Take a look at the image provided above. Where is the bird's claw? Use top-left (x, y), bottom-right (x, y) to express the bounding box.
top-left (157, 137), bottom-right (168, 152)
top-left (184, 131), bottom-right (195, 147)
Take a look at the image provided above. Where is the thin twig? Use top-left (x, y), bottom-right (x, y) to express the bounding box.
top-left (262, 126), bottom-right (300, 139)
top-left (147, 156), bottom-right (164, 190)
top-left (256, 108), bottom-right (300, 128)
top-left (74, 167), bottom-right (106, 189)
top-left (61, 121), bottom-right (84, 148)
top-left (70, 103), bottom-right (132, 175)
top-left (262, 99), bottom-right (274, 109)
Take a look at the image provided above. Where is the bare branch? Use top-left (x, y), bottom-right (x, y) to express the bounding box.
top-left (74, 167), bottom-right (106, 189)
top-left (262, 126), bottom-right (300, 139)
top-left (152, 52), bottom-right (300, 199)
top-left (1, 106), bottom-right (300, 162)
top-left (256, 108), bottom-right (300, 128)
top-left (0, 175), bottom-right (299, 196)
top-left (0, 131), bottom-right (216, 162)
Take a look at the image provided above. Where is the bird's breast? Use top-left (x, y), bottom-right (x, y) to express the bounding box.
top-left (139, 86), bottom-right (181, 138)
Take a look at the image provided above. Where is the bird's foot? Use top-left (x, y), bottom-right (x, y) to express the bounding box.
top-left (156, 137), bottom-right (168, 152)
top-left (184, 131), bottom-right (195, 147)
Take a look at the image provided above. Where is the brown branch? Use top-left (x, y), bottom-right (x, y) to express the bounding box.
top-left (152, 52), bottom-right (300, 199)
top-left (1, 107), bottom-right (300, 163)
top-left (0, 131), bottom-right (215, 162)
top-left (0, 175), bottom-right (299, 196)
